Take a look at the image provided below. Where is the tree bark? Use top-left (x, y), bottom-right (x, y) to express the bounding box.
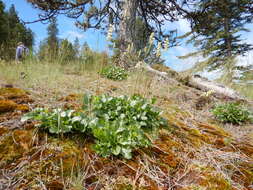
top-left (118, 0), bottom-right (138, 68)
top-left (223, 13), bottom-right (234, 84)
top-left (119, 0), bottom-right (138, 51)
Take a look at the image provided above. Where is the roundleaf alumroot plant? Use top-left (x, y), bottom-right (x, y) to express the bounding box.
top-left (21, 108), bottom-right (90, 134)
top-left (100, 65), bottom-right (128, 81)
top-left (87, 94), bottom-right (166, 158)
top-left (90, 94), bottom-right (165, 132)
top-left (21, 94), bottom-right (167, 159)
top-left (212, 102), bottom-right (253, 125)
top-left (91, 119), bottom-right (150, 159)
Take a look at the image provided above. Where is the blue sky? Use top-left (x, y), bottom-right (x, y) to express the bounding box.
top-left (3, 0), bottom-right (106, 51)
top-left (2, 0), bottom-right (253, 71)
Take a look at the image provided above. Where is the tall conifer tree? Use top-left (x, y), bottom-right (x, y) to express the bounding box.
top-left (73, 37), bottom-right (80, 58)
top-left (183, 0), bottom-right (253, 82)
top-left (0, 3), bottom-right (34, 59)
top-left (46, 17), bottom-right (59, 61)
top-left (0, 1), bottom-right (7, 45)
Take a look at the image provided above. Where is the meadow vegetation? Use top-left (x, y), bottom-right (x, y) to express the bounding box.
top-left (0, 55), bottom-right (253, 189)
top-left (0, 0), bottom-right (253, 189)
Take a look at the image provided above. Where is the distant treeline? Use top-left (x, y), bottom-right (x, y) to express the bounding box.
top-left (0, 2), bottom-right (34, 60)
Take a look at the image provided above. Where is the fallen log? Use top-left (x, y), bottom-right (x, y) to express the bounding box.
top-left (135, 61), bottom-right (245, 101)
top-left (188, 75), bottom-right (244, 100)
top-left (135, 61), bottom-right (178, 84)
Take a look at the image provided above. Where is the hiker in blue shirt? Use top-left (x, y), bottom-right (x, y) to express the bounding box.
top-left (15, 42), bottom-right (29, 62)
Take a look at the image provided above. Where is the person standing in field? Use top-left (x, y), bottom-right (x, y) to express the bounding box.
top-left (15, 42), bottom-right (29, 62)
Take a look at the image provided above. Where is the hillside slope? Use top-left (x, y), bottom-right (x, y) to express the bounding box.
top-left (0, 63), bottom-right (252, 190)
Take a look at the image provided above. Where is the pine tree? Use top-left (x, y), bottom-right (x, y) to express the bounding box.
top-left (73, 37), bottom-right (80, 58)
top-left (183, 0), bottom-right (253, 83)
top-left (81, 42), bottom-right (95, 64)
top-left (46, 17), bottom-right (59, 61)
top-left (0, 1), bottom-right (8, 58)
top-left (23, 28), bottom-right (34, 49)
top-left (0, 1), bottom-right (7, 44)
top-left (59, 39), bottom-right (76, 63)
top-left (1, 4), bottom-right (34, 59)
top-left (37, 39), bottom-right (48, 60)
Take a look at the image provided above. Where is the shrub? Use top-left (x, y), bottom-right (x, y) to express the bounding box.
top-left (212, 103), bottom-right (252, 124)
top-left (22, 95), bottom-right (166, 159)
top-left (100, 65), bottom-right (128, 81)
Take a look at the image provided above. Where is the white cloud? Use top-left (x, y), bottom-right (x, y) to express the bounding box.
top-left (174, 46), bottom-right (192, 55)
top-left (67, 31), bottom-right (85, 39)
top-left (60, 31), bottom-right (85, 41)
top-left (176, 19), bottom-right (191, 34)
top-left (163, 47), bottom-right (195, 71)
top-left (237, 51), bottom-right (253, 67)
top-left (161, 18), bottom-right (191, 35)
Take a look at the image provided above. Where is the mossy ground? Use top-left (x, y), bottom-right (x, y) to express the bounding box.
top-left (0, 63), bottom-right (252, 190)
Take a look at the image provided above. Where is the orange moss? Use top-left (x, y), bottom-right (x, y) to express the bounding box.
top-left (16, 104), bottom-right (30, 112)
top-left (60, 94), bottom-right (83, 110)
top-left (0, 126), bottom-right (8, 136)
top-left (0, 100), bottom-right (17, 113)
top-left (177, 165), bottom-right (232, 190)
top-left (0, 87), bottom-right (27, 99)
top-left (159, 153), bottom-right (180, 168)
top-left (47, 139), bottom-right (84, 176)
top-left (0, 129), bottom-right (34, 168)
top-left (237, 168), bottom-right (253, 187)
top-left (197, 122), bottom-right (229, 137)
top-left (198, 174), bottom-right (232, 190)
top-left (0, 134), bottom-right (24, 167)
top-left (114, 184), bottom-right (133, 190)
top-left (59, 94), bottom-right (80, 102)
top-left (13, 130), bottom-right (34, 151)
top-left (14, 96), bottom-right (34, 104)
top-left (233, 143), bottom-right (253, 157)
top-left (46, 180), bottom-right (64, 190)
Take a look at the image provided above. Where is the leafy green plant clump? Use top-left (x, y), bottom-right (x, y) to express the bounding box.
top-left (21, 108), bottom-right (90, 133)
top-left (100, 65), bottom-right (128, 81)
top-left (89, 95), bottom-right (166, 158)
top-left (22, 95), bottom-right (166, 159)
top-left (212, 102), bottom-right (253, 124)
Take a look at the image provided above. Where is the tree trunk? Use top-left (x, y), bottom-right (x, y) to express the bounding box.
top-left (119, 0), bottom-right (138, 50)
top-left (224, 17), bottom-right (232, 57)
top-left (118, 0), bottom-right (138, 68)
top-left (223, 15), bottom-right (234, 84)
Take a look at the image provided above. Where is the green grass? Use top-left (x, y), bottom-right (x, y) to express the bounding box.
top-left (0, 57), bottom-right (108, 105)
top-left (233, 84), bottom-right (253, 100)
